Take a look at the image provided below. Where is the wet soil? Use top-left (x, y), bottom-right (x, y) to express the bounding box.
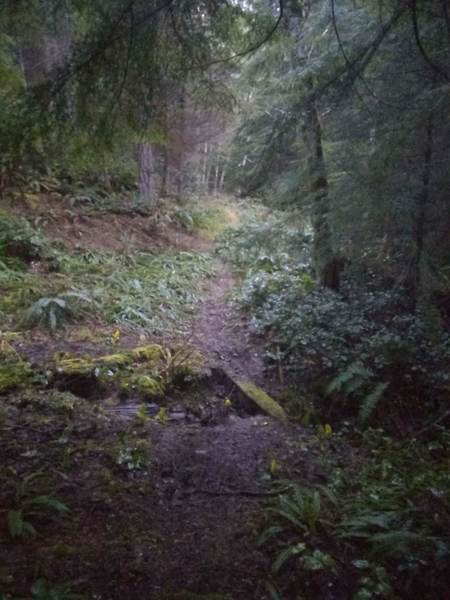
top-left (190, 266), bottom-right (266, 384)
top-left (108, 268), bottom-right (298, 598)
top-left (139, 414), bottom-right (298, 599)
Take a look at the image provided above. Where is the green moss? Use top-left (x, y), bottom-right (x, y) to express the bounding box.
top-left (0, 361), bottom-right (34, 394)
top-left (54, 356), bottom-right (95, 375)
top-left (131, 375), bottom-right (165, 398)
top-left (96, 353), bottom-right (132, 366)
top-left (237, 381), bottom-right (288, 423)
top-left (169, 348), bottom-right (206, 383)
top-left (53, 345), bottom-right (171, 399)
top-left (69, 327), bottom-right (106, 343)
top-left (191, 206), bottom-right (239, 240)
top-left (130, 344), bottom-right (164, 362)
top-left (54, 345), bottom-right (164, 375)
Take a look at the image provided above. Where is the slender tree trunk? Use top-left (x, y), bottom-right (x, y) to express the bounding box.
top-left (160, 146), bottom-right (169, 197)
top-left (138, 142), bottom-right (155, 206)
top-left (303, 78), bottom-right (339, 290)
top-left (411, 111), bottom-right (434, 311)
top-left (205, 163), bottom-right (213, 194)
top-left (219, 165), bottom-right (227, 192)
top-left (202, 143), bottom-right (209, 187)
top-left (214, 164), bottom-right (220, 195)
top-left (175, 85), bottom-right (185, 197)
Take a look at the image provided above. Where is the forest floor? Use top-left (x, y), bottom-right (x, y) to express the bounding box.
top-left (0, 194), bottom-right (312, 600)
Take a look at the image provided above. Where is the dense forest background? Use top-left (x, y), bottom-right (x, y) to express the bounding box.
top-left (1, 1), bottom-right (450, 599)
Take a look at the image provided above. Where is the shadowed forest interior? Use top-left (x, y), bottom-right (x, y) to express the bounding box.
top-left (0, 1), bottom-right (450, 599)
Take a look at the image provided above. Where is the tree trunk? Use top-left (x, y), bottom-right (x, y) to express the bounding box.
top-left (219, 165), bottom-right (227, 192)
top-left (138, 142), bottom-right (155, 206)
top-left (303, 78), bottom-right (338, 290)
top-left (411, 111), bottom-right (434, 311)
top-left (17, 0), bottom-right (72, 89)
top-left (202, 143), bottom-right (209, 187)
top-left (160, 146), bottom-right (169, 197)
top-left (214, 164), bottom-right (220, 195)
top-left (175, 85), bottom-right (186, 197)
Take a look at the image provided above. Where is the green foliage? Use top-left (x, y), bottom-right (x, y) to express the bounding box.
top-left (326, 363), bottom-right (389, 424)
top-left (217, 212), bottom-right (311, 273)
top-left (171, 198), bottom-right (240, 240)
top-left (0, 360), bottom-right (34, 394)
top-left (21, 291), bottom-right (94, 332)
top-left (114, 435), bottom-right (150, 471)
top-left (266, 484), bottom-right (322, 535)
top-left (31, 578), bottom-right (83, 600)
top-left (220, 215), bottom-right (450, 424)
top-left (0, 211), bottom-right (48, 265)
top-left (7, 508), bottom-right (36, 538)
top-left (5, 472), bottom-right (69, 539)
top-left (50, 248), bottom-right (215, 332)
top-left (0, 242), bottom-right (215, 333)
top-left (260, 428), bottom-right (450, 598)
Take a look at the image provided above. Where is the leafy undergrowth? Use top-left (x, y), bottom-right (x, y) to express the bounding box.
top-left (0, 387), bottom-right (155, 599)
top-left (217, 215), bottom-right (450, 432)
top-left (2, 187), bottom-right (449, 599)
top-left (217, 210), bottom-right (450, 599)
top-left (0, 209), bottom-right (215, 338)
top-left (260, 426), bottom-right (450, 599)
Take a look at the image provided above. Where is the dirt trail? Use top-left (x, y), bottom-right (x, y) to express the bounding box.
top-left (190, 264), bottom-right (266, 383)
top-left (144, 414), bottom-right (295, 599)
top-left (131, 264), bottom-right (299, 599)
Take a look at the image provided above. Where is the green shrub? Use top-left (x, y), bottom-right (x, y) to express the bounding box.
top-left (0, 211), bottom-right (48, 264)
top-left (260, 428), bottom-right (450, 598)
top-left (21, 291), bottom-right (94, 332)
top-left (218, 216), bottom-right (450, 425)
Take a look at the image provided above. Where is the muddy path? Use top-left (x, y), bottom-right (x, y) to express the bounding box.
top-left (123, 263), bottom-right (300, 598)
top-left (189, 264), bottom-right (266, 383)
top-left (141, 414), bottom-right (298, 599)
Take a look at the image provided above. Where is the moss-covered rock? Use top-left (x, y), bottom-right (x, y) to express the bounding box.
top-left (53, 356), bottom-right (95, 375)
top-left (130, 345), bottom-right (164, 362)
top-left (129, 375), bottom-right (165, 398)
top-left (52, 345), bottom-right (169, 400)
top-left (54, 345), bottom-right (164, 375)
top-left (236, 381), bottom-right (288, 423)
top-left (95, 353), bottom-right (133, 366)
top-left (169, 348), bottom-right (206, 383)
top-left (51, 344), bottom-right (202, 401)
top-left (0, 361), bottom-right (34, 394)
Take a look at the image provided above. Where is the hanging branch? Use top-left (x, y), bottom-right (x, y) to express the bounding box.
top-left (411, 0), bottom-right (450, 83)
top-left (51, 0), bottom-right (174, 96)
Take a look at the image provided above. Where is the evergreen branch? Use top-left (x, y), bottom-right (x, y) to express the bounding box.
top-left (411, 0), bottom-right (450, 83)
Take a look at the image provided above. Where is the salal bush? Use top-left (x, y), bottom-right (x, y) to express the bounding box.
top-left (217, 214), bottom-right (311, 272)
top-left (219, 218), bottom-right (450, 424)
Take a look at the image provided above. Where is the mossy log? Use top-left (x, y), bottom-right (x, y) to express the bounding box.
top-left (211, 367), bottom-right (288, 423)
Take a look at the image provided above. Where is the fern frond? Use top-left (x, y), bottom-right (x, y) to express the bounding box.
top-left (359, 382), bottom-right (389, 424)
top-left (326, 363), bottom-right (372, 395)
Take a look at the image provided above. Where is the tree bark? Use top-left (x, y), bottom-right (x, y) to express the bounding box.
top-left (214, 164), bottom-right (220, 195)
top-left (411, 110), bottom-right (434, 311)
top-left (137, 142), bottom-right (156, 206)
top-left (303, 78), bottom-right (338, 290)
top-left (160, 145), bottom-right (169, 197)
top-left (219, 165), bottom-right (227, 192)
